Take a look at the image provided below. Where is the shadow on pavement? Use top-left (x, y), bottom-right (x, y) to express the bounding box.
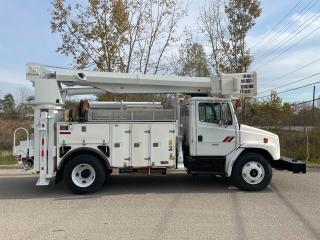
top-left (0, 174), bottom-right (245, 200)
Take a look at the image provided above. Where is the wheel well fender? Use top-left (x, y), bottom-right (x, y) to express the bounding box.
top-left (55, 147), bottom-right (110, 184)
top-left (226, 148), bottom-right (273, 177)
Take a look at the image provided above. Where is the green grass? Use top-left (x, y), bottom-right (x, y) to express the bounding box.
top-left (0, 151), bottom-right (16, 165)
top-left (307, 159), bottom-right (320, 165)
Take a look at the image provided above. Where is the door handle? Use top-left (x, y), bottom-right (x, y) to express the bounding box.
top-left (198, 135), bottom-right (203, 142)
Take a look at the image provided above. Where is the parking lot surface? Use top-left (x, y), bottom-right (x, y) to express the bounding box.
top-left (0, 169), bottom-right (319, 240)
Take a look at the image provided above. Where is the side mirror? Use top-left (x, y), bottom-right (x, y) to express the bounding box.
top-left (218, 119), bottom-right (228, 127)
top-left (219, 103), bottom-right (230, 127)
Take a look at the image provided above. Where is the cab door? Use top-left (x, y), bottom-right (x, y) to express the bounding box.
top-left (196, 101), bottom-right (237, 156)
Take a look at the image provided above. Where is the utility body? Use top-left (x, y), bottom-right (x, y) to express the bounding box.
top-left (15, 63), bottom-right (306, 194)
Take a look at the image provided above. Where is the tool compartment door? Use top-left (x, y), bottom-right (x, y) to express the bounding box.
top-left (150, 123), bottom-right (175, 167)
top-left (58, 123), bottom-right (109, 144)
top-left (131, 124), bottom-right (150, 167)
top-left (111, 124), bottom-right (130, 167)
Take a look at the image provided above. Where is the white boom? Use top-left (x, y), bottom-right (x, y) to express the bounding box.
top-left (26, 63), bottom-right (257, 105)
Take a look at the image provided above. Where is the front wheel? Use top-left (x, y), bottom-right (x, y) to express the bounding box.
top-left (232, 152), bottom-right (272, 191)
top-left (64, 154), bottom-right (106, 194)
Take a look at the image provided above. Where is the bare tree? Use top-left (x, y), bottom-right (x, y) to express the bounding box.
top-left (199, 0), bottom-right (261, 73)
top-left (174, 30), bottom-right (210, 77)
top-left (51, 0), bottom-right (188, 74)
top-left (17, 88), bottom-right (33, 118)
top-left (199, 0), bottom-right (224, 74)
top-left (129, 0), bottom-right (188, 74)
top-left (19, 88), bottom-right (32, 104)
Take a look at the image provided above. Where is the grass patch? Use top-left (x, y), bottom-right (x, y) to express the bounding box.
top-left (307, 159), bottom-right (320, 165)
top-left (0, 151), bottom-right (16, 165)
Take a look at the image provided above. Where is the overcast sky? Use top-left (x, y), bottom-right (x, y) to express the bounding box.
top-left (0, 0), bottom-right (319, 103)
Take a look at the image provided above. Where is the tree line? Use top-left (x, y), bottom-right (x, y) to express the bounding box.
top-left (240, 92), bottom-right (320, 128)
top-left (0, 92), bottom-right (33, 118)
top-left (6, 0), bottom-right (317, 128)
top-left (51, 0), bottom-right (261, 76)
top-left (50, 0), bottom-right (261, 102)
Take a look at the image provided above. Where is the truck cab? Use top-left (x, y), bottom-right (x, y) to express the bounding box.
top-left (181, 97), bottom-right (302, 191)
top-left (187, 97), bottom-right (239, 158)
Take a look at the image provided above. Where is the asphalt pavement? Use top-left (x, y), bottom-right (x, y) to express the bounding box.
top-left (0, 169), bottom-right (319, 240)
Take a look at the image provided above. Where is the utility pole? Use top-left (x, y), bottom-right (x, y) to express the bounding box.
top-left (312, 86), bottom-right (315, 126)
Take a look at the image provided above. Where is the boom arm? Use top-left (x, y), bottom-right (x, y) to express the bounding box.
top-left (26, 63), bottom-right (257, 105)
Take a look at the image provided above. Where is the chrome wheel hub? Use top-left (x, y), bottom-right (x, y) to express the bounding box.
top-left (241, 161), bottom-right (265, 185)
top-left (71, 164), bottom-right (96, 188)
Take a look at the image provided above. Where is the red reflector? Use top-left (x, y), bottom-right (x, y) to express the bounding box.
top-left (235, 99), bottom-right (241, 108)
top-left (41, 138), bottom-right (44, 145)
top-left (263, 138), bottom-right (268, 143)
top-left (41, 150), bottom-right (44, 157)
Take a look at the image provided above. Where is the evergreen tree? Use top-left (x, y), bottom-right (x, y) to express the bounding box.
top-left (2, 94), bottom-right (15, 114)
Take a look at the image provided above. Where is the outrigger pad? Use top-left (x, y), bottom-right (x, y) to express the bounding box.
top-left (36, 177), bottom-right (50, 186)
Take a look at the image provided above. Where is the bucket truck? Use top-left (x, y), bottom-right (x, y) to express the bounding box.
top-left (15, 63), bottom-right (305, 194)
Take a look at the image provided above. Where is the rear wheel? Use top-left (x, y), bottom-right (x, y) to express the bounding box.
top-left (64, 154), bottom-right (106, 194)
top-left (232, 152), bottom-right (272, 191)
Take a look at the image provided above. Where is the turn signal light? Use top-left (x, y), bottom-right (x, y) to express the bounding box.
top-left (263, 138), bottom-right (268, 143)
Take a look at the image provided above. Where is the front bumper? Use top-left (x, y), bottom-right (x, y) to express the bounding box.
top-left (272, 156), bottom-right (306, 173)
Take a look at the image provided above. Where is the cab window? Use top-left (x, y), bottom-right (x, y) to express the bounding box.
top-left (198, 102), bottom-right (221, 124)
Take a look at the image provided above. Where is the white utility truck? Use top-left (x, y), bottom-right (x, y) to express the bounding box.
top-left (19, 63), bottom-right (305, 194)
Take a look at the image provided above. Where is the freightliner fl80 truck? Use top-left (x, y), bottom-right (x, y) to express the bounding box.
top-left (14, 63), bottom-right (306, 194)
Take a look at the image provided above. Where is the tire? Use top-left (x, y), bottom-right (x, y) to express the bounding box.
top-left (232, 152), bottom-right (272, 191)
top-left (63, 154), bottom-right (106, 194)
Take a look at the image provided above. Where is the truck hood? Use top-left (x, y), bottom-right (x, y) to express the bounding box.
top-left (239, 124), bottom-right (281, 160)
top-left (240, 124), bottom-right (279, 147)
top-left (240, 124), bottom-right (278, 139)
